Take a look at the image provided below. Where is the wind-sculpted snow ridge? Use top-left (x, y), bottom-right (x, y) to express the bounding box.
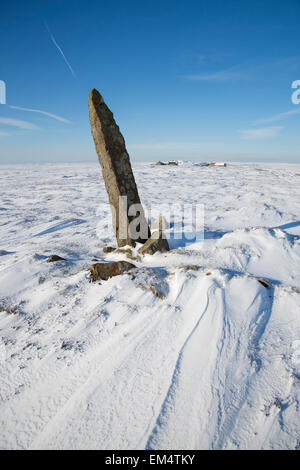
top-left (0, 162), bottom-right (300, 449)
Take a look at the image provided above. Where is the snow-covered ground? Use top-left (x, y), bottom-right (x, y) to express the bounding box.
top-left (0, 161), bottom-right (300, 450)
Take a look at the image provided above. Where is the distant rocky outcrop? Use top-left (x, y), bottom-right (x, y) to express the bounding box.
top-left (209, 162), bottom-right (227, 167)
top-left (155, 160), bottom-right (179, 166)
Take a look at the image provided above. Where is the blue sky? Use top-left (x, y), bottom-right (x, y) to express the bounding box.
top-left (0, 0), bottom-right (299, 163)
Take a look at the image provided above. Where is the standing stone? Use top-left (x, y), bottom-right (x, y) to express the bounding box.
top-left (89, 89), bottom-right (150, 247)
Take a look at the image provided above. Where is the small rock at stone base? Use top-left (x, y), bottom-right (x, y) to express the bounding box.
top-left (138, 231), bottom-right (169, 256)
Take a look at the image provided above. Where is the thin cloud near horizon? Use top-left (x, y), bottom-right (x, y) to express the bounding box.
top-left (0, 117), bottom-right (40, 130)
top-left (182, 67), bottom-right (240, 81)
top-left (0, 130), bottom-right (11, 136)
top-left (240, 126), bottom-right (283, 140)
top-left (181, 56), bottom-right (300, 82)
top-left (254, 108), bottom-right (300, 125)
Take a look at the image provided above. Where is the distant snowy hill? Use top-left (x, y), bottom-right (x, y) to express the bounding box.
top-left (0, 161), bottom-right (300, 449)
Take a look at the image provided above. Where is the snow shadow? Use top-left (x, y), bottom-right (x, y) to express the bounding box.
top-left (274, 221), bottom-right (300, 231)
top-left (248, 284), bottom-right (275, 372)
top-left (0, 250), bottom-right (16, 256)
top-left (166, 229), bottom-right (227, 249)
top-left (204, 230), bottom-right (228, 239)
top-left (33, 218), bottom-right (86, 237)
top-left (166, 230), bottom-right (204, 249)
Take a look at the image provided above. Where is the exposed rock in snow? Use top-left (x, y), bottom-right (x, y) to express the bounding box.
top-left (89, 261), bottom-right (136, 281)
top-left (47, 255), bottom-right (66, 263)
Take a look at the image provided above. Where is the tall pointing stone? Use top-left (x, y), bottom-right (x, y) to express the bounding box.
top-left (89, 89), bottom-right (150, 247)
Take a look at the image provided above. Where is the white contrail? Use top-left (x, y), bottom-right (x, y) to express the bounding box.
top-left (8, 105), bottom-right (70, 123)
top-left (45, 22), bottom-right (76, 78)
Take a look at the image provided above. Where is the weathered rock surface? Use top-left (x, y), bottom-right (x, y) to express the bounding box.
top-left (89, 261), bottom-right (136, 281)
top-left (138, 231), bottom-right (169, 255)
top-left (88, 89), bottom-right (150, 247)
